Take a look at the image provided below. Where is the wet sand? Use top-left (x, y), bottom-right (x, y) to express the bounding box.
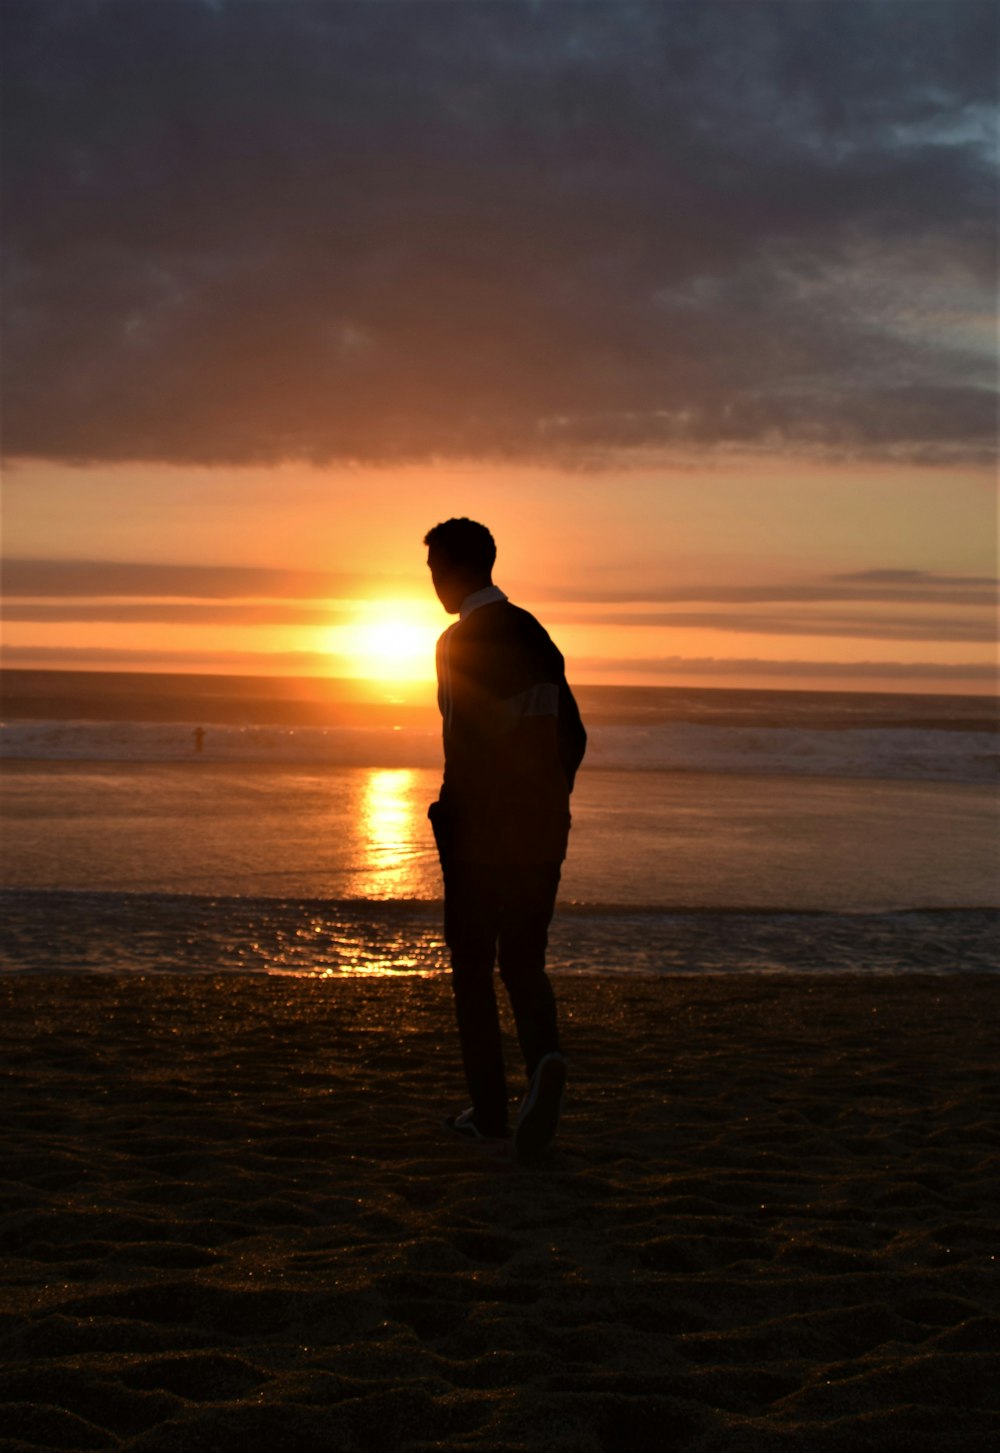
top-left (1, 973), bottom-right (998, 1451)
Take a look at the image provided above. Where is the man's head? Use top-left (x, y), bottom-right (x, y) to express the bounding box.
top-left (424, 517), bottom-right (496, 614)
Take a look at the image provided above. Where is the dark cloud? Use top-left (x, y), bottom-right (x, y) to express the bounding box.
top-left (0, 559), bottom-right (403, 598)
top-left (2, 601), bottom-right (355, 627)
top-left (4, 644), bottom-right (993, 687)
top-left (561, 610), bottom-right (996, 644)
top-left (835, 570), bottom-right (999, 587)
top-left (5, 558), bottom-right (996, 611)
top-left (6, 599), bottom-right (992, 643)
top-left (536, 574), bottom-right (999, 607)
top-left (2, 1), bottom-right (995, 467)
top-left (576, 656), bottom-right (999, 682)
top-left (0, 645), bottom-right (335, 672)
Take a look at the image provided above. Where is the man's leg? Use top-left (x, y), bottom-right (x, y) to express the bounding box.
top-left (443, 860), bottom-right (509, 1136)
top-left (496, 862), bottom-right (562, 1078)
top-left (497, 862), bottom-right (567, 1163)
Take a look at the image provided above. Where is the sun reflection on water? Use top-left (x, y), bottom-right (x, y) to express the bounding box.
top-left (223, 768), bottom-right (446, 976)
top-left (359, 768), bottom-right (427, 897)
top-left (364, 768), bottom-right (413, 844)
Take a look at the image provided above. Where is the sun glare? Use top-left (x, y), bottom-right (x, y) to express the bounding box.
top-left (358, 619), bottom-right (427, 672)
top-left (328, 600), bottom-right (440, 682)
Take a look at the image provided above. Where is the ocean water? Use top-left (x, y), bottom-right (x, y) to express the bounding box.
top-left (1, 672), bottom-right (997, 976)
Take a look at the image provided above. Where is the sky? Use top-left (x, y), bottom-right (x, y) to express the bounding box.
top-left (2, 0), bottom-right (997, 694)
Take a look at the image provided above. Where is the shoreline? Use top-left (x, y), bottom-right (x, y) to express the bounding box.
top-left (2, 973), bottom-right (998, 1450)
top-left (2, 892), bottom-right (997, 977)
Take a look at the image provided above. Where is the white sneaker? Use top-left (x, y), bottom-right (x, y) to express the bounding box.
top-left (514, 1052), bottom-right (567, 1165)
top-left (444, 1107), bottom-right (510, 1142)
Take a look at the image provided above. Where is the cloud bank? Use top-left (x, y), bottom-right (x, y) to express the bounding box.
top-left (2, 0), bottom-right (996, 467)
top-left (5, 557), bottom-right (994, 658)
top-left (5, 559), bottom-right (996, 608)
top-left (4, 645), bottom-right (993, 689)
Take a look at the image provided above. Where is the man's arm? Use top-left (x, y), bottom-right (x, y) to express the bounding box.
top-left (557, 679), bottom-right (587, 792)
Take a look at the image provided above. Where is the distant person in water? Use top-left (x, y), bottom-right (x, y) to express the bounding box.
top-left (192, 727), bottom-right (206, 753)
top-left (425, 517), bottom-right (586, 1164)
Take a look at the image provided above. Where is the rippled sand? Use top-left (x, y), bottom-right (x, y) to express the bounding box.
top-left (1, 974), bottom-right (998, 1451)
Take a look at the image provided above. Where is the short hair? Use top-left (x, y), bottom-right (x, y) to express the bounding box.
top-left (423, 517), bottom-right (496, 573)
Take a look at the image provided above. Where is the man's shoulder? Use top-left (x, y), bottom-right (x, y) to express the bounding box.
top-left (456, 599), bottom-right (550, 644)
top-left (452, 602), bottom-right (564, 697)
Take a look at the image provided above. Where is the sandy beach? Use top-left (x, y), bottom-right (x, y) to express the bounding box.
top-left (1, 972), bottom-right (998, 1452)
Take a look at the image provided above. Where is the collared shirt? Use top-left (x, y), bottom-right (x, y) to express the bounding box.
top-left (458, 584), bottom-right (508, 620)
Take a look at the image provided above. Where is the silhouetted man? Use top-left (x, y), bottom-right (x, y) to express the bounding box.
top-left (425, 517), bottom-right (586, 1163)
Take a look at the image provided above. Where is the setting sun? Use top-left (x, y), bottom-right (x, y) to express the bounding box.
top-left (328, 601), bottom-right (440, 682)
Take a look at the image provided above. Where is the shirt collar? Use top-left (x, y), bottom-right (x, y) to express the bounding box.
top-left (459, 585), bottom-right (507, 621)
